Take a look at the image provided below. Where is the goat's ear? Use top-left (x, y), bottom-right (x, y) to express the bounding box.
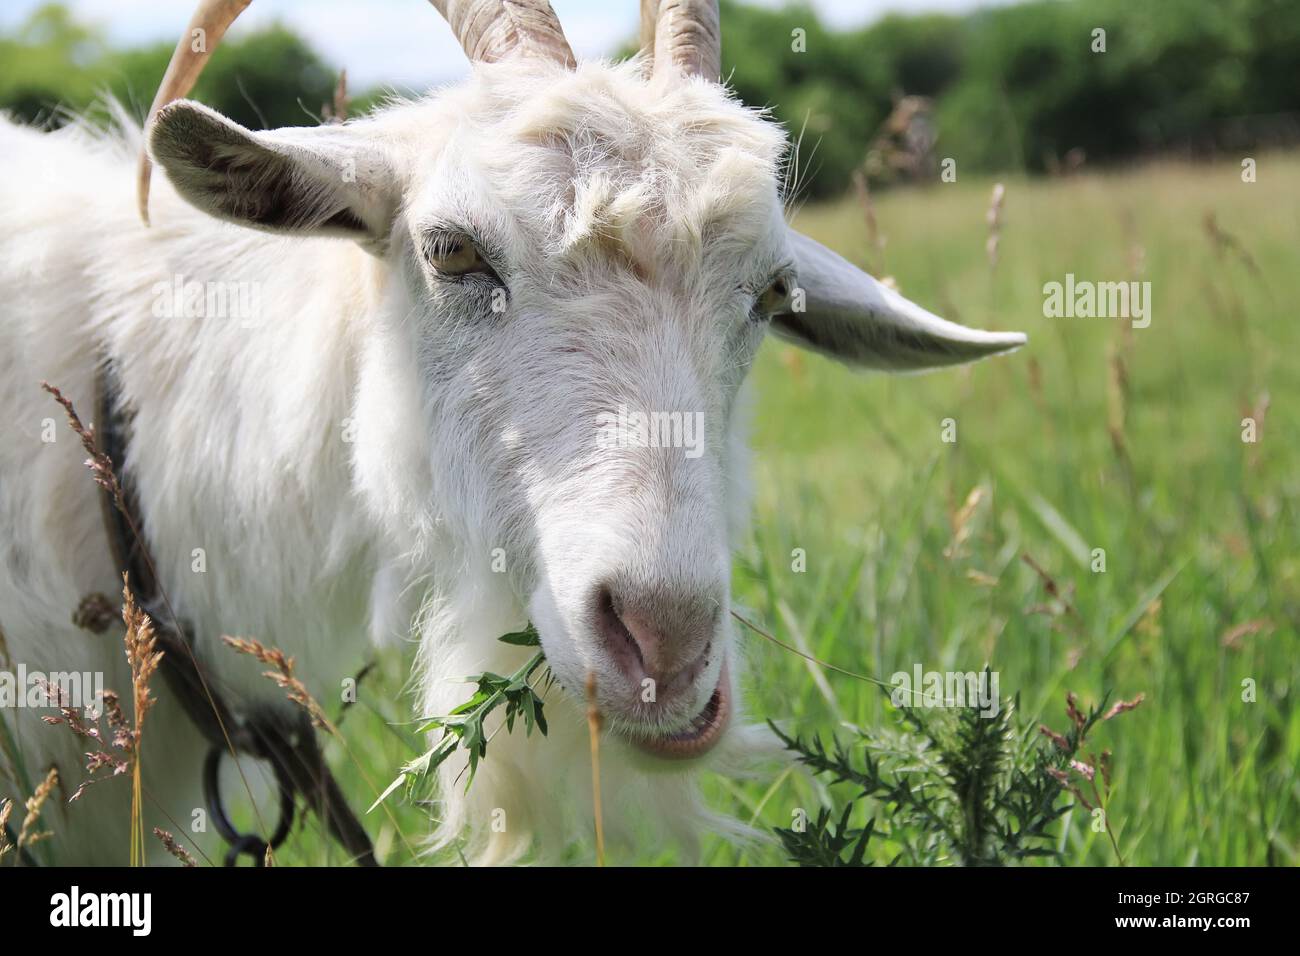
top-left (147, 100), bottom-right (397, 246)
top-left (773, 229), bottom-right (1027, 370)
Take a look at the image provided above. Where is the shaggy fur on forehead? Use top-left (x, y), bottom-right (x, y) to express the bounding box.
top-left (405, 59), bottom-right (788, 275)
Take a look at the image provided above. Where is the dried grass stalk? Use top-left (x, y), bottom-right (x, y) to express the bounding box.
top-left (152, 827), bottom-right (197, 867)
top-left (222, 636), bottom-right (329, 730)
top-left (40, 382), bottom-right (126, 511)
top-left (0, 797), bottom-right (14, 860)
top-left (121, 575), bottom-right (163, 866)
top-left (584, 672), bottom-right (605, 867)
top-left (985, 182), bottom-right (1006, 271)
top-left (18, 766), bottom-right (59, 848)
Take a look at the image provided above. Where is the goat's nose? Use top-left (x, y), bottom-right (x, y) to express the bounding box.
top-left (593, 581), bottom-right (721, 697)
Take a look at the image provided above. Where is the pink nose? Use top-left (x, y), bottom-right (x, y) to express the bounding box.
top-left (593, 582), bottom-right (720, 699)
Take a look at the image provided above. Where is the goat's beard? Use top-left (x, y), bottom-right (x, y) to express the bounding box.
top-left (411, 579), bottom-right (782, 865)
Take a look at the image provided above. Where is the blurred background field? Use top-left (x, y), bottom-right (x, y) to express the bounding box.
top-left (734, 154), bottom-right (1299, 866)
top-left (1, 0), bottom-right (1296, 865)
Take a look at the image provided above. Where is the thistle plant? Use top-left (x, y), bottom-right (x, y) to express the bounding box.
top-left (774, 676), bottom-right (1141, 867)
top-left (776, 806), bottom-right (877, 867)
top-left (370, 626), bottom-right (552, 811)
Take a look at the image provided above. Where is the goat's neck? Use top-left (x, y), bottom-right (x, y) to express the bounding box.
top-left (124, 227), bottom-right (390, 697)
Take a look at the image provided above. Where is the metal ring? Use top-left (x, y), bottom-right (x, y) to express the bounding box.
top-left (203, 745), bottom-right (296, 865)
top-left (223, 833), bottom-right (269, 868)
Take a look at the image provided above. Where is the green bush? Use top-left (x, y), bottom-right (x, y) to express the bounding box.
top-left (0, 4), bottom-right (335, 130)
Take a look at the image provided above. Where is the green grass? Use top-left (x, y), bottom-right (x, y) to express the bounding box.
top-left (210, 155), bottom-right (1300, 867)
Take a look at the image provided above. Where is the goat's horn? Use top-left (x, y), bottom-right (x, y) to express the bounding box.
top-left (433, 1), bottom-right (576, 68)
top-left (136, 0), bottom-right (253, 225)
top-left (640, 0), bottom-right (721, 83)
top-left (137, 1), bottom-right (577, 226)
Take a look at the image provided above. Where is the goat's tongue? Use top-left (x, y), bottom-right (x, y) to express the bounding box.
top-left (632, 670), bottom-right (730, 760)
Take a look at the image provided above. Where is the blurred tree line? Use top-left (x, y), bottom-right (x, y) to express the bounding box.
top-left (0, 3), bottom-right (357, 131)
top-left (3, 0), bottom-right (1298, 199)
top-left (719, 0), bottom-right (1300, 195)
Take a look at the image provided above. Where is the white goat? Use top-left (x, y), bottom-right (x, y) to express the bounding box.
top-left (0, 0), bottom-right (1024, 865)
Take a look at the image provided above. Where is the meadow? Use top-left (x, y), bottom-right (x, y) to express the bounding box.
top-left (68, 154), bottom-right (1299, 868)
top-left (725, 154), bottom-right (1299, 866)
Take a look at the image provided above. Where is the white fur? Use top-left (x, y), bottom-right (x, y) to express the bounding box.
top-left (0, 52), bottom-right (1022, 865)
top-left (0, 59), bottom-right (790, 864)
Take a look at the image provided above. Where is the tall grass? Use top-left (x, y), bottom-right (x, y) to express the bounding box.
top-left (727, 154), bottom-right (1300, 866)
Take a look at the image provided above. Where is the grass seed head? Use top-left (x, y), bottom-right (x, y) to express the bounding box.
top-left (18, 766), bottom-right (59, 848)
top-left (152, 827), bottom-right (198, 867)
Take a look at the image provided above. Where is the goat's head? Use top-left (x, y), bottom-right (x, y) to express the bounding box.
top-left (141, 1), bottom-right (1025, 761)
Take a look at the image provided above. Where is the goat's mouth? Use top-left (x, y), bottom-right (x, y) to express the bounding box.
top-left (627, 666), bottom-right (730, 760)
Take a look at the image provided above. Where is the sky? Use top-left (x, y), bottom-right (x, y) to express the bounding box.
top-left (1, 0), bottom-right (1007, 90)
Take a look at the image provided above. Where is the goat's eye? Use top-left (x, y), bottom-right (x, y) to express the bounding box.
top-left (757, 274), bottom-right (793, 315)
top-left (426, 233), bottom-right (496, 280)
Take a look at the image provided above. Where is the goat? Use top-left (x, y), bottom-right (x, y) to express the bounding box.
top-left (0, 0), bottom-right (1024, 864)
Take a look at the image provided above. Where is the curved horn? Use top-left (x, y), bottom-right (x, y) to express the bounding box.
top-left (640, 0), bottom-right (721, 82)
top-left (137, 0), bottom-right (576, 225)
top-left (432, 1), bottom-right (575, 68)
top-left (137, 0), bottom-right (253, 225)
